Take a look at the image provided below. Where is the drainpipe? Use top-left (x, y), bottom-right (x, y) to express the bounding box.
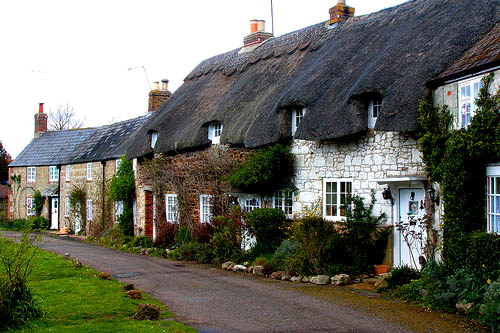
top-left (57, 165), bottom-right (61, 230)
top-left (101, 161), bottom-right (106, 231)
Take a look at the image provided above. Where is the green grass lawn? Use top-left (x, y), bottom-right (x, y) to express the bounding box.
top-left (6, 243), bottom-right (195, 332)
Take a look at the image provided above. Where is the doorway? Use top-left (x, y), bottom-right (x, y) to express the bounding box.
top-left (50, 198), bottom-right (59, 230)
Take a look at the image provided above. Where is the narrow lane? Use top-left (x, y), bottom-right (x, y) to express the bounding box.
top-left (4, 232), bottom-right (413, 333)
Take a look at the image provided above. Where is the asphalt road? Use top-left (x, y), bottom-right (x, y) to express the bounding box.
top-left (3, 231), bottom-right (414, 333)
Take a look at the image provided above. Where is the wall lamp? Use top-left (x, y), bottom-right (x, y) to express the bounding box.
top-left (382, 187), bottom-right (394, 205)
top-left (427, 187), bottom-right (440, 206)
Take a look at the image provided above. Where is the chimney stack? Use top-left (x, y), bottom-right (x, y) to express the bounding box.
top-left (34, 103), bottom-right (48, 138)
top-left (243, 19), bottom-right (273, 48)
top-left (328, 0), bottom-right (355, 26)
top-left (148, 79), bottom-right (171, 112)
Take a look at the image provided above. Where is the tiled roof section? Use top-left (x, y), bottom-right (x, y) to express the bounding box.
top-left (69, 114), bottom-right (149, 164)
top-left (440, 22), bottom-right (500, 78)
top-left (9, 114), bottom-right (150, 167)
top-left (9, 128), bottom-right (96, 167)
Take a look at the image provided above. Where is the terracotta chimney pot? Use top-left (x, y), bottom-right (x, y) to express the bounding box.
top-left (39, 103), bottom-right (44, 113)
top-left (250, 20), bottom-right (258, 33)
top-left (161, 79), bottom-right (169, 91)
top-left (257, 20), bottom-right (265, 32)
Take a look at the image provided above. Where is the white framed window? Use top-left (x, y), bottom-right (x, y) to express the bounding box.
top-left (65, 197), bottom-right (70, 217)
top-left (273, 190), bottom-right (294, 215)
top-left (86, 163), bottom-right (92, 181)
top-left (115, 201), bottom-right (123, 221)
top-left (151, 131), bottom-right (158, 149)
top-left (165, 193), bottom-right (178, 223)
top-left (291, 107), bottom-right (306, 136)
top-left (208, 122), bottom-right (223, 144)
top-left (65, 165), bottom-right (71, 181)
top-left (132, 158), bottom-right (137, 178)
top-left (49, 166), bottom-right (59, 182)
top-left (115, 159), bottom-right (122, 172)
top-left (26, 197), bottom-right (35, 216)
top-left (368, 97), bottom-right (382, 129)
top-left (458, 77), bottom-right (483, 128)
top-left (200, 194), bottom-right (212, 223)
top-left (86, 199), bottom-right (93, 221)
top-left (244, 197), bottom-right (261, 213)
top-left (27, 167), bottom-right (36, 183)
top-left (323, 178), bottom-right (352, 220)
top-left (487, 165), bottom-right (500, 234)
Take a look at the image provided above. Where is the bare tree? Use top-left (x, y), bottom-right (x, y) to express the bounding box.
top-left (48, 104), bottom-right (85, 131)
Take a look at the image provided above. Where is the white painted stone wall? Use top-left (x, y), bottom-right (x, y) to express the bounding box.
top-left (291, 131), bottom-right (425, 225)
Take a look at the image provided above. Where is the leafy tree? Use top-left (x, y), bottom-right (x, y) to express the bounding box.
top-left (0, 142), bottom-right (12, 182)
top-left (48, 104), bottom-right (85, 131)
top-left (32, 191), bottom-right (45, 217)
top-left (228, 144), bottom-right (295, 197)
top-left (109, 156), bottom-right (135, 236)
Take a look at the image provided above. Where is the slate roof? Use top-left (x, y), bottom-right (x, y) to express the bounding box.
top-left (126, 0), bottom-right (500, 158)
top-left (10, 115), bottom-right (150, 167)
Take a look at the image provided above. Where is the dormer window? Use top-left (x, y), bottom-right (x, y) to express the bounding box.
top-left (208, 122), bottom-right (223, 144)
top-left (458, 77), bottom-right (483, 128)
top-left (368, 96), bottom-right (382, 129)
top-left (151, 131), bottom-right (158, 149)
top-left (291, 107), bottom-right (306, 136)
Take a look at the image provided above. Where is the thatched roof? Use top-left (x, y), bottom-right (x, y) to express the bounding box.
top-left (126, 0), bottom-right (500, 158)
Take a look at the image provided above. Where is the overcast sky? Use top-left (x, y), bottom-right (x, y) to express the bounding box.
top-left (1, 0), bottom-right (407, 159)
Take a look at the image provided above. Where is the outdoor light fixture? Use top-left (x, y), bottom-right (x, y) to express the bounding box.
top-left (427, 187), bottom-right (440, 206)
top-left (382, 187), bottom-right (394, 205)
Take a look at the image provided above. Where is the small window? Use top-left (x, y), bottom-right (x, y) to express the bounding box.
top-left (86, 163), bottom-right (92, 181)
top-left (165, 193), bottom-right (178, 223)
top-left (273, 190), bottom-right (294, 215)
top-left (65, 165), bottom-right (71, 181)
top-left (49, 166), bottom-right (59, 182)
top-left (27, 167), bottom-right (36, 183)
top-left (208, 122), bottom-right (223, 144)
top-left (26, 197), bottom-right (35, 216)
top-left (115, 201), bottom-right (123, 221)
top-left (244, 197), bottom-right (261, 213)
top-left (65, 197), bottom-right (70, 217)
top-left (200, 194), bottom-right (212, 223)
top-left (86, 199), bottom-right (93, 221)
top-left (323, 178), bottom-right (352, 220)
top-left (487, 165), bottom-right (500, 234)
top-left (115, 159), bottom-right (122, 172)
top-left (133, 199), bottom-right (137, 226)
top-left (132, 158), bottom-right (137, 178)
top-left (458, 77), bottom-right (483, 128)
top-left (151, 131), bottom-right (158, 149)
top-left (368, 96), bottom-right (382, 129)
top-left (291, 107), bottom-right (306, 136)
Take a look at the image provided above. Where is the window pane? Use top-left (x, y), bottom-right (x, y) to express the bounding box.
top-left (496, 197), bottom-right (500, 214)
top-left (496, 177), bottom-right (500, 194)
top-left (326, 193), bottom-right (332, 205)
top-left (326, 182), bottom-right (331, 193)
top-left (491, 197), bottom-right (495, 213)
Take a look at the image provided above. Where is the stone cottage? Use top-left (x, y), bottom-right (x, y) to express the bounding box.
top-left (124, 0), bottom-right (500, 267)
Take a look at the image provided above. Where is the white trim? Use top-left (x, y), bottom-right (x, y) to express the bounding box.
top-left (200, 194), bottom-right (212, 223)
top-left (65, 197), bottom-right (70, 217)
top-left (115, 159), bottom-right (122, 172)
top-left (27, 167), bottom-right (36, 183)
top-left (49, 166), bottom-right (59, 182)
top-left (86, 163), bottom-right (93, 181)
top-left (323, 178), bottom-right (353, 221)
top-left (115, 201), bottom-right (123, 222)
top-left (458, 76), bottom-right (483, 128)
top-left (86, 199), bottom-right (93, 221)
top-left (151, 132), bottom-right (158, 149)
top-left (65, 165), bottom-right (71, 181)
top-left (273, 190), bottom-right (294, 216)
top-left (26, 197), bottom-right (35, 216)
top-left (291, 107), bottom-right (306, 136)
top-left (132, 158), bottom-right (137, 178)
top-left (368, 97), bottom-right (382, 129)
top-left (165, 193), bottom-right (178, 223)
top-left (486, 165), bottom-right (500, 234)
top-left (208, 122), bottom-right (223, 145)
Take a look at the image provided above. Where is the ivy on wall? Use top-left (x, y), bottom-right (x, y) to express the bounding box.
top-left (109, 156), bottom-right (135, 236)
top-left (417, 74), bottom-right (500, 271)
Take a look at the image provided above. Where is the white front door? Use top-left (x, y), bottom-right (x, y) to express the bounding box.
top-left (396, 188), bottom-right (426, 269)
top-left (51, 198), bottom-right (59, 230)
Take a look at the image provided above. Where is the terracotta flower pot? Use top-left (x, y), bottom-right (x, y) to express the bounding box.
top-left (374, 264), bottom-right (388, 275)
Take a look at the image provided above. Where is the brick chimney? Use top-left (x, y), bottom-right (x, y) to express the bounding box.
top-left (243, 20), bottom-right (273, 48)
top-left (34, 103), bottom-right (48, 138)
top-left (328, 0), bottom-right (355, 26)
top-left (148, 79), bottom-right (171, 112)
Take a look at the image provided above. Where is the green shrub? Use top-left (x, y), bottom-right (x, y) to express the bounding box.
top-left (480, 280), bottom-right (500, 331)
top-left (0, 278), bottom-right (42, 329)
top-left (195, 243), bottom-right (214, 264)
top-left (392, 279), bottom-right (426, 303)
top-left (272, 240), bottom-right (298, 271)
top-left (29, 216), bottom-right (49, 231)
top-left (129, 236), bottom-right (153, 249)
top-left (446, 267), bottom-right (488, 311)
top-left (109, 156), bottom-right (135, 236)
top-left (33, 191), bottom-right (45, 217)
top-left (254, 256), bottom-right (276, 275)
top-left (175, 226), bottom-right (193, 245)
top-left (246, 208), bottom-right (287, 254)
top-left (228, 144), bottom-right (295, 197)
top-left (176, 241), bottom-right (201, 261)
top-left (388, 265), bottom-right (421, 289)
top-left (210, 216), bottom-right (242, 264)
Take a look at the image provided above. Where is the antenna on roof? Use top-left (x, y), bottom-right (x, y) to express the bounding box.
top-left (271, 0), bottom-right (275, 35)
top-left (128, 65), bottom-right (152, 91)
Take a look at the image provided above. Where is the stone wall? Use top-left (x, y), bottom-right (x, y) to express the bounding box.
top-left (292, 131), bottom-right (425, 225)
top-left (8, 166), bottom-right (50, 219)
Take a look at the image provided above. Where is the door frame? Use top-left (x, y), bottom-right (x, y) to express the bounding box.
top-left (50, 197), bottom-right (59, 230)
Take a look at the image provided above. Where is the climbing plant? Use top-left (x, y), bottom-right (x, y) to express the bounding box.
top-left (228, 144), bottom-right (295, 198)
top-left (8, 174), bottom-right (21, 219)
top-left (32, 191), bottom-right (45, 217)
top-left (417, 73), bottom-right (500, 272)
top-left (69, 184), bottom-right (86, 234)
top-left (109, 156), bottom-right (135, 236)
